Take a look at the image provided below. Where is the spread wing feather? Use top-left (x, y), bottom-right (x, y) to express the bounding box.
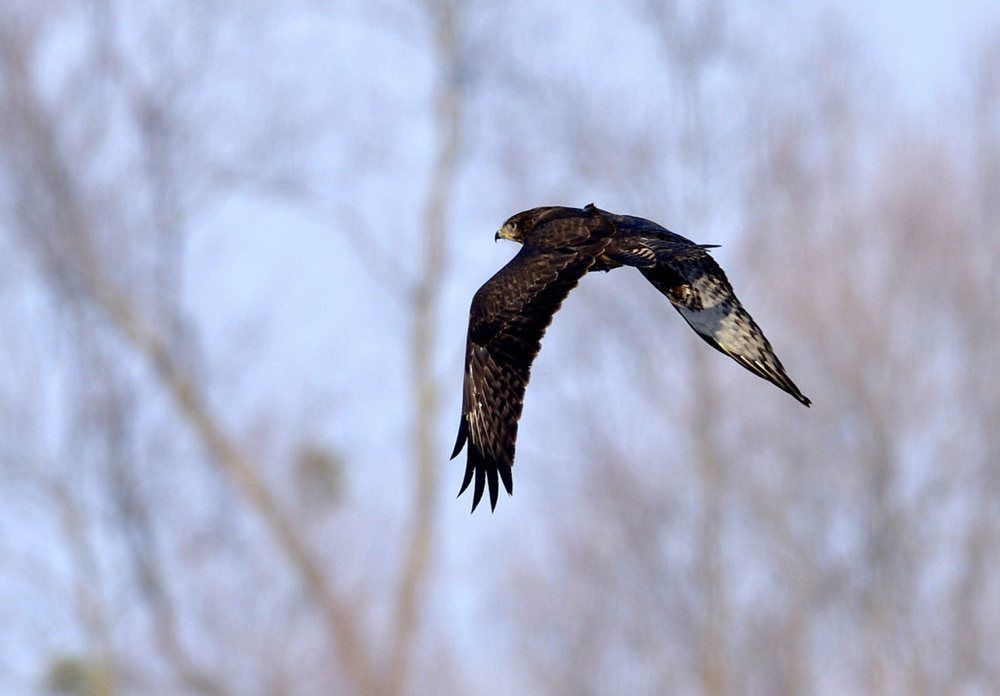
top-left (635, 241), bottom-right (811, 406)
top-left (452, 242), bottom-right (607, 512)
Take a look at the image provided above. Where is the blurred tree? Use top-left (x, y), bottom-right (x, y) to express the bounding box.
top-left (44, 655), bottom-right (109, 696)
top-left (0, 0), bottom-right (475, 693)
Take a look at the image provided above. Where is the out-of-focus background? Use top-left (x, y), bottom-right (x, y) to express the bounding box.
top-left (1, 1), bottom-right (997, 694)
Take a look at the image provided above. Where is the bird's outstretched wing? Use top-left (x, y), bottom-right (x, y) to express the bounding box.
top-left (452, 242), bottom-right (607, 512)
top-left (638, 241), bottom-right (811, 406)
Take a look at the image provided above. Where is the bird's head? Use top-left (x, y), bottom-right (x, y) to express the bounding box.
top-left (495, 218), bottom-right (524, 244)
top-left (495, 206), bottom-right (591, 244)
top-left (495, 209), bottom-right (541, 244)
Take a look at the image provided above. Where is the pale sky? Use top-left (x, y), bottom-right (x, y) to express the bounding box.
top-left (849, 0), bottom-right (997, 107)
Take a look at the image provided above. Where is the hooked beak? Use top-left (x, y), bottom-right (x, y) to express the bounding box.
top-left (494, 230), bottom-right (501, 242)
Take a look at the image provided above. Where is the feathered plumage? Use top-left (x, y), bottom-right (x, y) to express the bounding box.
top-left (452, 204), bottom-right (809, 512)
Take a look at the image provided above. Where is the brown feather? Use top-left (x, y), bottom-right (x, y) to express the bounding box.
top-left (453, 205), bottom-right (810, 513)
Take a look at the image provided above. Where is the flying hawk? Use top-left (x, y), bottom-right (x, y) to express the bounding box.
top-left (451, 204), bottom-right (809, 512)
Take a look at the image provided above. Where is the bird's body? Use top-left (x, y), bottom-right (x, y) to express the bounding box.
top-left (453, 204), bottom-right (810, 512)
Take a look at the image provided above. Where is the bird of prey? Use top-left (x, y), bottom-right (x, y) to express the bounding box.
top-left (451, 204), bottom-right (810, 512)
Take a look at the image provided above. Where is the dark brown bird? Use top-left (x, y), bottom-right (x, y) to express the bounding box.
top-left (452, 204), bottom-right (810, 512)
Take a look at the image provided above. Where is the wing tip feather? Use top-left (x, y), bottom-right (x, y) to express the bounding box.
top-left (457, 456), bottom-right (474, 497)
top-left (745, 355), bottom-right (812, 408)
top-left (498, 462), bottom-right (513, 496)
top-left (450, 416), bottom-right (468, 460)
top-left (471, 462), bottom-right (486, 513)
top-left (458, 442), bottom-right (513, 513)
